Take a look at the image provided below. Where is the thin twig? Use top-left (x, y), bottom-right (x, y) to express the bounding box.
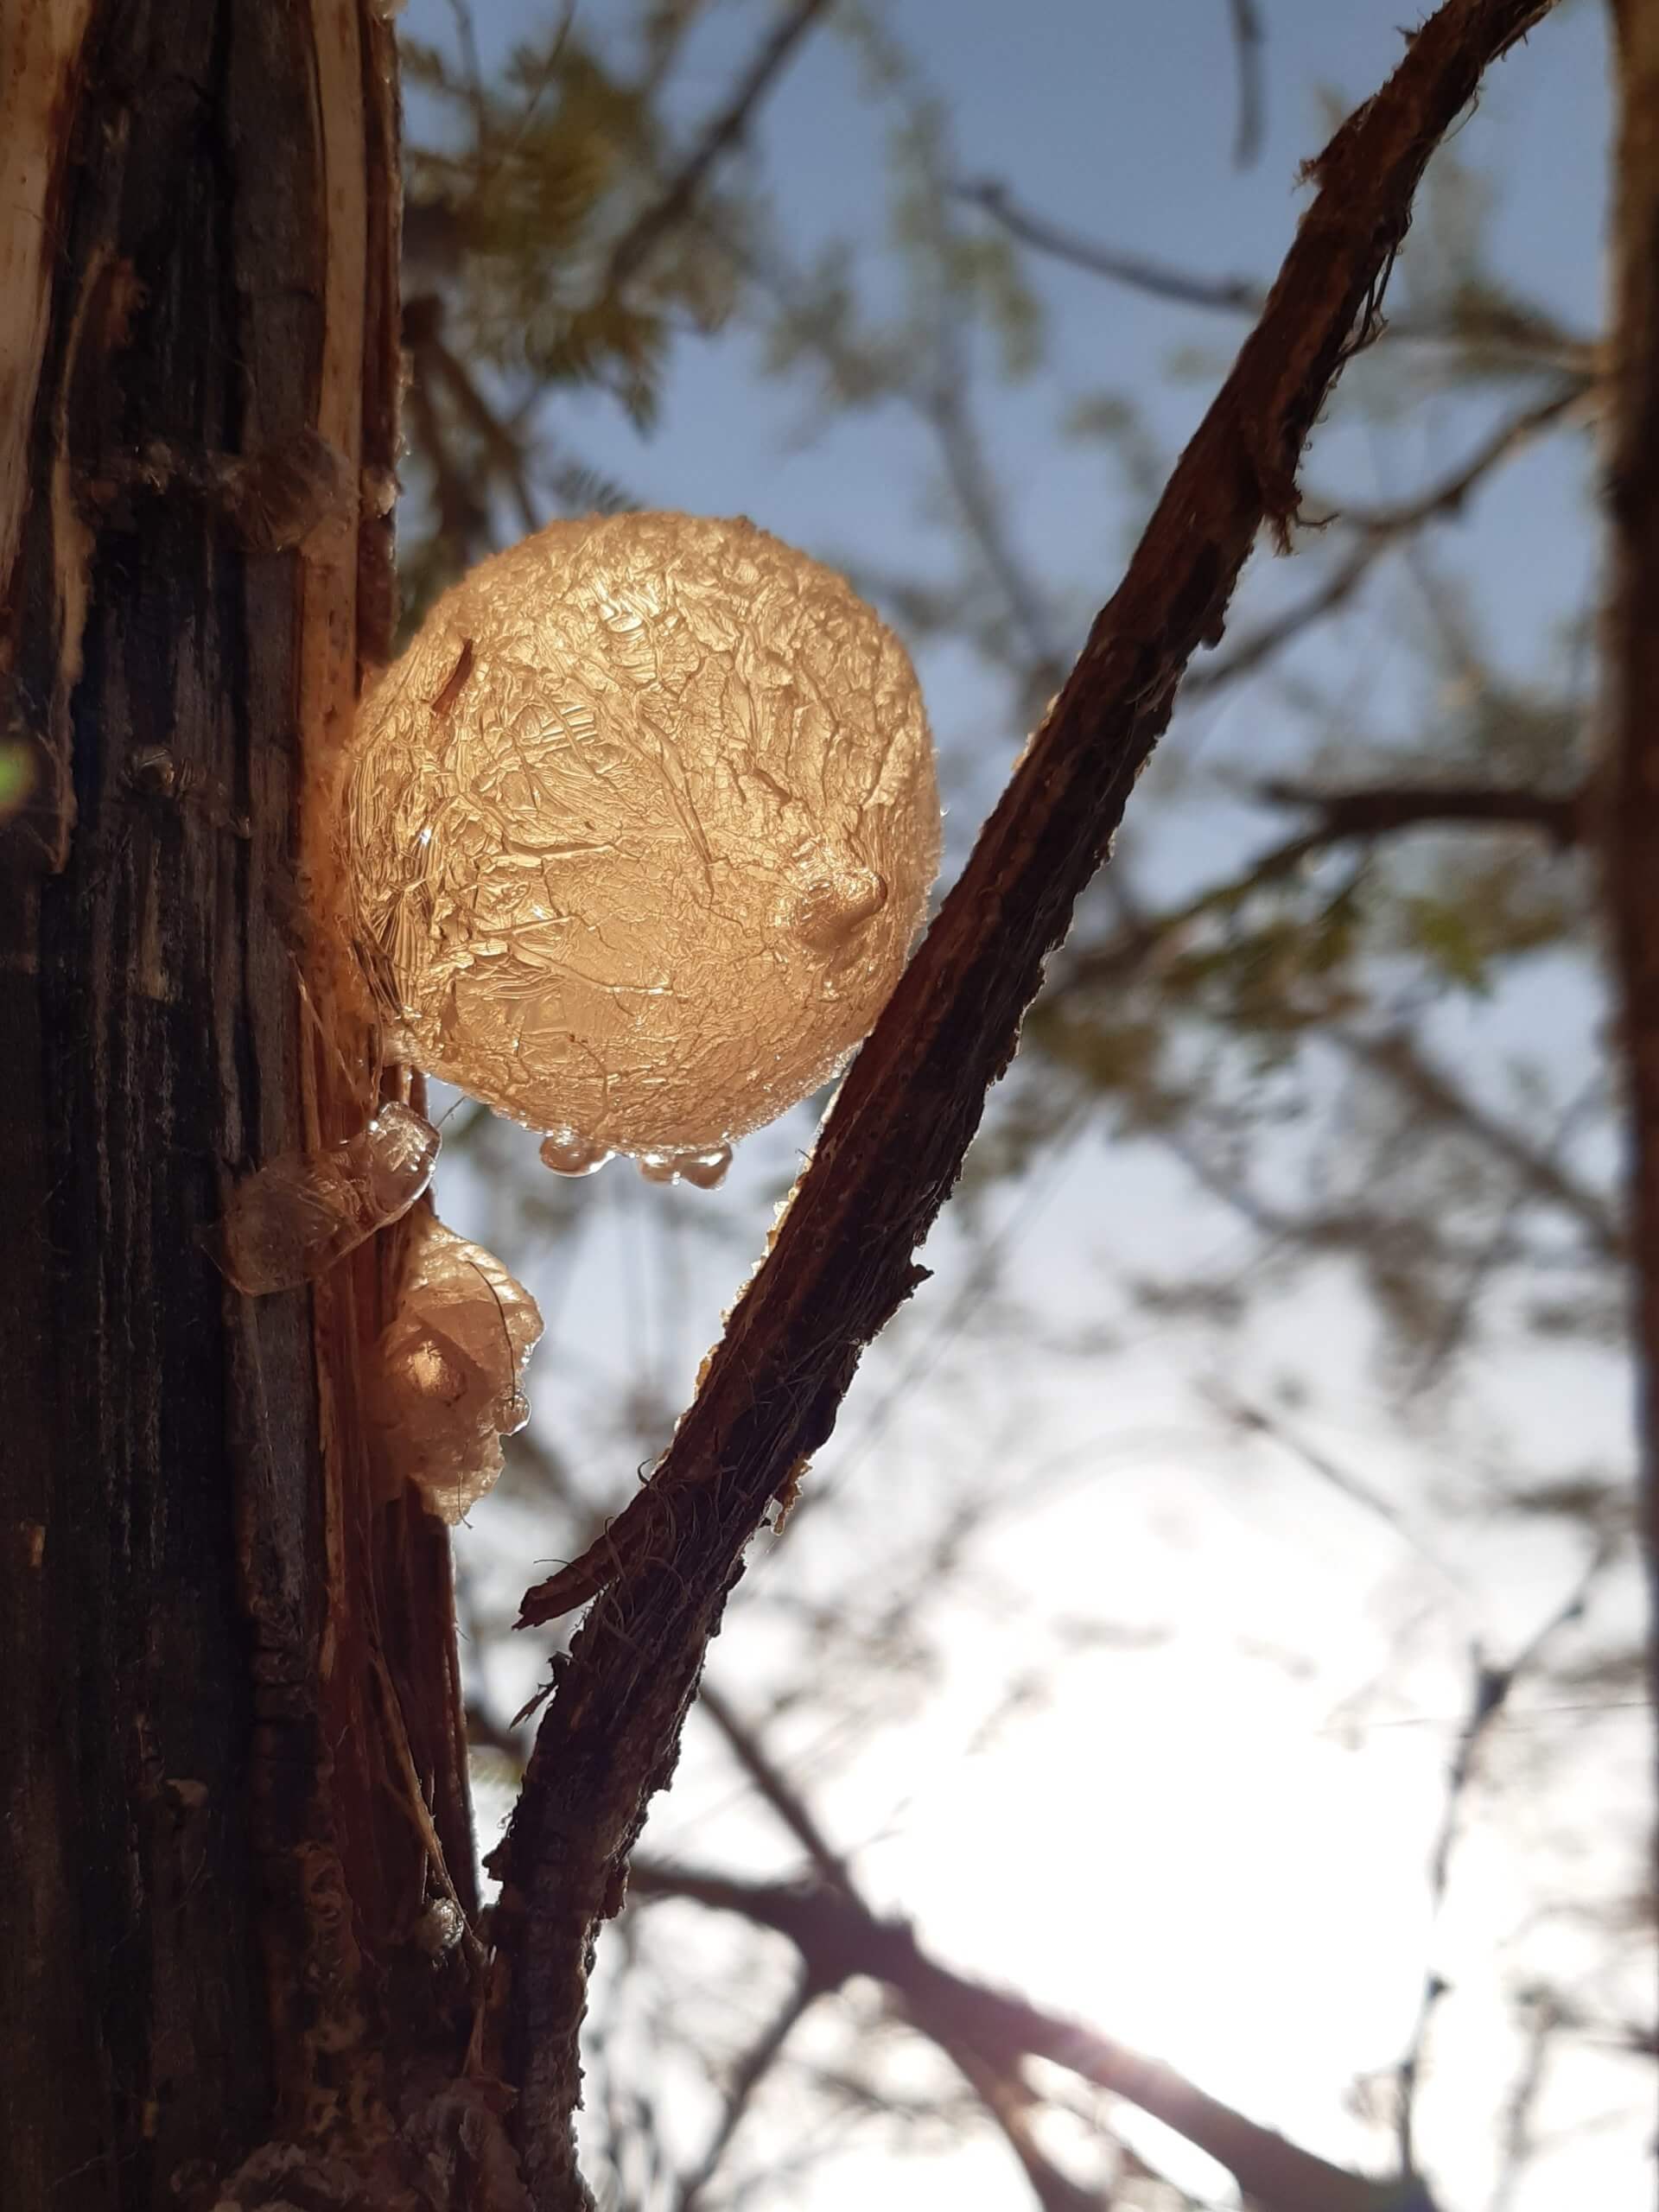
top-left (1225, 0), bottom-right (1267, 168)
top-left (1332, 1028), bottom-right (1625, 1261)
top-left (488, 14), bottom-right (1566, 2206)
top-left (698, 1682), bottom-right (853, 1892)
top-left (1187, 383), bottom-right (1591, 696)
top-left (1405, 1076), bottom-right (1605, 1388)
top-left (1204, 1382), bottom-right (1471, 1594)
top-left (607, 0), bottom-right (836, 292)
top-left (1058, 775), bottom-right (1586, 1001)
top-left (1488, 1993), bottom-right (1561, 2212)
top-left (695, 1687), bottom-right (1108, 2212)
top-left (673, 1972), bottom-right (819, 2212)
top-left (1257, 777), bottom-right (1583, 845)
top-left (955, 176), bottom-right (1267, 314)
top-left (1395, 1553), bottom-right (1606, 2173)
top-left (956, 176), bottom-right (1596, 371)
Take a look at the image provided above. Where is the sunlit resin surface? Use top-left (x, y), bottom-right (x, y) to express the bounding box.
top-left (372, 1211), bottom-right (543, 1522)
top-left (337, 512), bottom-right (939, 1165)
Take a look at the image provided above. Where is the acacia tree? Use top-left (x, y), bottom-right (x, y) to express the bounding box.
top-left (1, 4), bottom-right (1640, 2212)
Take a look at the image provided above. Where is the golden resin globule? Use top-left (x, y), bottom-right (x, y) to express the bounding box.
top-left (336, 512), bottom-right (940, 1169)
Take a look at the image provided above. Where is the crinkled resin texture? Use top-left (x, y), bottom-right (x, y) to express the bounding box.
top-left (337, 512), bottom-right (939, 1157)
top-left (373, 1212), bottom-right (543, 1524)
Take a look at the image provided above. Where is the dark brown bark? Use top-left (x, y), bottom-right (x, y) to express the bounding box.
top-left (1604, 0), bottom-right (1659, 2049)
top-left (0, 8), bottom-right (482, 2208)
top-left (487, 6), bottom-right (1562, 2207)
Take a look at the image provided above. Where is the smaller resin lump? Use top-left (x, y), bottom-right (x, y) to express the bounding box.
top-left (335, 512), bottom-right (939, 1169)
top-left (372, 1212), bottom-right (544, 1523)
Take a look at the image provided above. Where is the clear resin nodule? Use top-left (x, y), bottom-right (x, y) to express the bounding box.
top-left (214, 1101), bottom-right (440, 1294)
top-left (335, 512), bottom-right (940, 1162)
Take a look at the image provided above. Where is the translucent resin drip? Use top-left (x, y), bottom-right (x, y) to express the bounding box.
top-left (214, 1101), bottom-right (440, 1295)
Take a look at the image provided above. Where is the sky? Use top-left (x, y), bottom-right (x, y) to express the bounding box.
top-left (401, 4), bottom-right (1649, 2208)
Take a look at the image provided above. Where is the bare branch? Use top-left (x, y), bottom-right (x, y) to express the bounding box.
top-left (956, 180), bottom-right (1595, 369)
top-left (1057, 773), bottom-right (1586, 1002)
top-left (1186, 383), bottom-right (1592, 696)
top-left (1204, 1383), bottom-right (1468, 1590)
top-left (1489, 1993), bottom-right (1562, 2212)
top-left (1332, 1028), bottom-right (1625, 1261)
top-left (695, 1688), bottom-right (1106, 2212)
top-left (1257, 777), bottom-right (1583, 846)
top-left (1396, 1554), bottom-right (1605, 2171)
top-left (698, 1682), bottom-right (854, 1893)
top-left (486, 12), bottom-right (1567, 2204)
top-left (630, 1861), bottom-right (1413, 2212)
top-left (954, 175), bottom-right (1267, 315)
top-left (607, 0), bottom-right (836, 292)
top-left (673, 1971), bottom-right (820, 2212)
top-left (938, 2044), bottom-right (1108, 2212)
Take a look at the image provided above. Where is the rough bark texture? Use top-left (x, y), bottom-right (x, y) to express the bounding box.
top-left (1605, 0), bottom-right (1659, 1982)
top-left (0, 8), bottom-right (482, 2207)
top-left (487, 4), bottom-right (1560, 2207)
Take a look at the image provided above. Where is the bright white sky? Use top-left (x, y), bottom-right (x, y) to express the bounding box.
top-left (408, 4), bottom-right (1651, 2207)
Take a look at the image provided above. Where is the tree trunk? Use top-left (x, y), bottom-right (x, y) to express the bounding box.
top-left (0, 8), bottom-right (483, 2206)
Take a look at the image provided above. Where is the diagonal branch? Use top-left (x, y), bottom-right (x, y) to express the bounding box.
top-left (698, 1681), bottom-right (854, 1892)
top-left (935, 2042), bottom-right (1109, 2212)
top-left (693, 1687), bottom-right (1109, 2212)
top-left (672, 1969), bottom-right (820, 2212)
top-left (629, 1860), bottom-right (1414, 2212)
top-left (954, 175), bottom-right (1268, 315)
top-left (487, 10), bottom-right (1565, 2206)
top-left (1332, 1027), bottom-right (1625, 1260)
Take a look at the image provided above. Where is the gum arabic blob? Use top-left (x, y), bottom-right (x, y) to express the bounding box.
top-left (335, 512), bottom-right (940, 1171)
top-left (372, 1212), bottom-right (544, 1523)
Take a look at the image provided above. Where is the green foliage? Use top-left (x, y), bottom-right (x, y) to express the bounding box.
top-left (404, 30), bottom-right (691, 416)
top-left (397, 10), bottom-right (741, 606)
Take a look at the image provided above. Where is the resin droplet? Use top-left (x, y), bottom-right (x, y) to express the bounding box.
top-left (636, 1143), bottom-right (732, 1190)
top-left (335, 512), bottom-right (939, 1161)
top-left (680, 1145), bottom-right (733, 1191)
top-left (214, 1101), bottom-right (440, 1294)
top-left (372, 1213), bottom-right (543, 1524)
top-left (539, 1128), bottom-right (613, 1178)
